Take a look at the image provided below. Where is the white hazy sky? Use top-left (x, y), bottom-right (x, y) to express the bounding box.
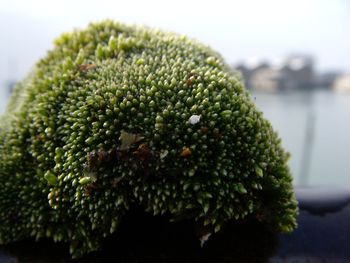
top-left (0, 0), bottom-right (349, 92)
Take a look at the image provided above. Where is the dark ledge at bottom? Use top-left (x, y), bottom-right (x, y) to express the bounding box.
top-left (1, 211), bottom-right (277, 263)
top-left (1, 186), bottom-right (350, 263)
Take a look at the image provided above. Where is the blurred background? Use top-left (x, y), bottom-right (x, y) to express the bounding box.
top-left (0, 0), bottom-right (349, 187)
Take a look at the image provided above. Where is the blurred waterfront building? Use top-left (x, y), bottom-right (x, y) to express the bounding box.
top-left (249, 68), bottom-right (281, 92)
top-left (279, 55), bottom-right (315, 91)
top-left (235, 60), bottom-right (270, 91)
top-left (315, 71), bottom-right (342, 89)
top-left (233, 54), bottom-right (335, 92)
top-left (333, 74), bottom-right (350, 92)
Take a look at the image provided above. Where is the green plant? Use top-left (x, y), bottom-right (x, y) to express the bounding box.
top-left (0, 20), bottom-right (298, 258)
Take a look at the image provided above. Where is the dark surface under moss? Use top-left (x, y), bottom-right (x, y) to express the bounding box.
top-left (2, 187), bottom-right (350, 262)
top-left (0, 206), bottom-right (278, 263)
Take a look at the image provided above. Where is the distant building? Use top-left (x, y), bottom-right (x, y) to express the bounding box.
top-left (333, 74), bottom-right (350, 92)
top-left (233, 54), bottom-right (318, 92)
top-left (235, 63), bottom-right (251, 89)
top-left (250, 68), bottom-right (281, 92)
top-left (314, 71), bottom-right (341, 88)
top-left (279, 55), bottom-right (315, 91)
top-left (235, 61), bottom-right (270, 90)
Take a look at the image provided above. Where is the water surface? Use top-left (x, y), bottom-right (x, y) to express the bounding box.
top-left (253, 90), bottom-right (350, 186)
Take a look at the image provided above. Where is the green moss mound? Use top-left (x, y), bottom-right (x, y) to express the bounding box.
top-left (0, 20), bottom-right (298, 258)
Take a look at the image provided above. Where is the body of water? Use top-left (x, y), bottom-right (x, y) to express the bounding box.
top-left (254, 89), bottom-right (350, 186)
top-left (1, 89), bottom-right (349, 186)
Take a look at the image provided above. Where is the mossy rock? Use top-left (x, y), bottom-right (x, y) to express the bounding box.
top-left (0, 20), bottom-right (298, 258)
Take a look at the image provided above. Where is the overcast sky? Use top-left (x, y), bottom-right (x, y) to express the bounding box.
top-left (0, 0), bottom-right (349, 95)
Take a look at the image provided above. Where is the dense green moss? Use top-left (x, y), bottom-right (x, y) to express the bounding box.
top-left (0, 20), bottom-right (298, 258)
